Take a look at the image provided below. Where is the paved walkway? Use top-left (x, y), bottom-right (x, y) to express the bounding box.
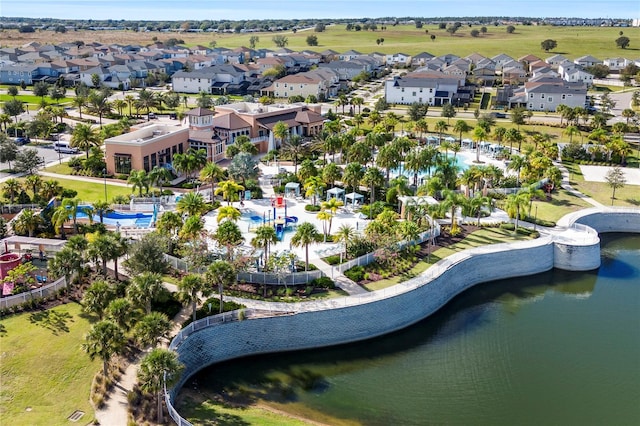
top-left (555, 162), bottom-right (606, 208)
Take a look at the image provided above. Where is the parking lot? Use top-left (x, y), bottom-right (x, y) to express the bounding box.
top-left (0, 143), bottom-right (78, 180)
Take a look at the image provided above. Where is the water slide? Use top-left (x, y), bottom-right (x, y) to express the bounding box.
top-left (275, 223), bottom-right (285, 241)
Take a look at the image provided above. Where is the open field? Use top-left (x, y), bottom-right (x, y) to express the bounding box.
top-left (0, 303), bottom-right (99, 426)
top-left (0, 94), bottom-right (74, 106)
top-left (563, 161), bottom-right (640, 207)
top-left (2, 25), bottom-right (638, 60)
top-left (18, 175), bottom-right (133, 203)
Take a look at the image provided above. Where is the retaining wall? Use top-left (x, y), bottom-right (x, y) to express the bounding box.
top-left (166, 208), bottom-right (640, 424)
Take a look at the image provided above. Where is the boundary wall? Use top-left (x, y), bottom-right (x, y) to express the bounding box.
top-left (166, 208), bottom-right (639, 426)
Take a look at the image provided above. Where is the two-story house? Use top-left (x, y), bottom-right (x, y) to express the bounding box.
top-left (385, 71), bottom-right (462, 106)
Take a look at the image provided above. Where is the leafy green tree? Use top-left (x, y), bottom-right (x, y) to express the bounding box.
top-left (14, 148), bottom-right (44, 174)
top-left (605, 166), bottom-right (626, 205)
top-left (227, 152), bottom-right (258, 185)
top-left (2, 99), bottom-right (25, 136)
top-left (213, 220), bottom-right (244, 261)
top-left (615, 36), bottom-right (630, 49)
top-left (206, 260), bottom-right (236, 313)
top-left (215, 179), bottom-right (244, 205)
top-left (124, 232), bottom-right (169, 275)
top-left (33, 81), bottom-right (49, 100)
top-left (441, 103), bottom-right (456, 124)
top-left (306, 34), bottom-right (319, 46)
top-left (83, 320), bottom-right (126, 377)
top-left (137, 348), bottom-right (184, 424)
top-left (272, 35), bottom-right (289, 47)
top-left (541, 39), bottom-right (557, 52)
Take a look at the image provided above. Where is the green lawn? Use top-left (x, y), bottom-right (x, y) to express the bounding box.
top-left (363, 227), bottom-right (534, 291)
top-left (0, 94), bottom-right (74, 106)
top-left (563, 162), bottom-right (640, 207)
top-left (18, 176), bottom-right (133, 203)
top-left (0, 303), bottom-right (99, 426)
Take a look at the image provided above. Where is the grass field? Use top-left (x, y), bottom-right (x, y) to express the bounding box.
top-left (0, 94), bottom-right (74, 106)
top-left (18, 175), bottom-right (133, 203)
top-left (0, 303), bottom-right (99, 426)
top-left (363, 227), bottom-right (533, 291)
top-left (2, 25), bottom-right (638, 60)
top-left (563, 161), bottom-right (640, 207)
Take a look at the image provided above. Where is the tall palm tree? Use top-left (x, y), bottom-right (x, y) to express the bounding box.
top-left (272, 121), bottom-right (289, 149)
top-left (291, 222), bottom-right (321, 271)
top-left (127, 272), bottom-right (164, 314)
top-left (334, 224), bottom-right (356, 259)
top-left (70, 123), bottom-right (101, 159)
top-left (137, 348), bottom-right (183, 425)
top-left (214, 221), bottom-right (244, 261)
top-left (82, 280), bottom-right (114, 319)
top-left (321, 197), bottom-right (344, 235)
top-left (343, 162), bottom-right (364, 206)
top-left (473, 126), bottom-right (487, 163)
top-left (505, 192), bottom-right (530, 231)
top-left (199, 162), bottom-right (225, 195)
top-left (41, 179), bottom-right (62, 201)
top-left (215, 179), bottom-right (244, 205)
top-left (173, 148), bottom-right (207, 181)
top-left (106, 298), bottom-right (138, 332)
top-left (149, 166), bottom-right (173, 195)
top-left (124, 94), bottom-right (135, 117)
top-left (504, 128), bottom-right (523, 155)
top-left (112, 99), bottom-right (127, 117)
top-left (133, 312), bottom-right (170, 348)
top-left (156, 211), bottom-right (183, 253)
top-left (51, 205), bottom-right (71, 238)
top-left (3, 178), bottom-right (22, 204)
top-left (453, 120), bottom-right (472, 144)
top-left (281, 134), bottom-right (305, 175)
top-left (206, 260), bottom-right (236, 313)
top-left (441, 189), bottom-right (467, 233)
top-left (62, 198), bottom-right (81, 234)
top-left (304, 175), bottom-right (325, 206)
top-left (82, 320), bottom-right (125, 378)
top-left (135, 89), bottom-right (159, 120)
top-left (216, 206), bottom-right (241, 223)
top-left (317, 210), bottom-right (332, 242)
top-left (14, 208), bottom-right (42, 237)
top-left (179, 215), bottom-right (205, 242)
top-left (127, 169), bottom-right (150, 197)
top-left (376, 143), bottom-right (401, 184)
top-left (361, 166), bottom-right (385, 207)
top-left (507, 154), bottom-right (528, 187)
top-left (87, 90), bottom-right (111, 127)
top-left (434, 120), bottom-right (449, 143)
top-left (176, 192), bottom-right (207, 216)
top-left (92, 200), bottom-right (113, 224)
top-left (251, 225), bottom-right (278, 268)
top-left (49, 246), bottom-right (83, 286)
top-left (564, 125), bottom-right (580, 144)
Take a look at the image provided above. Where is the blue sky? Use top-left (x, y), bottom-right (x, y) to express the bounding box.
top-left (2, 0), bottom-right (637, 20)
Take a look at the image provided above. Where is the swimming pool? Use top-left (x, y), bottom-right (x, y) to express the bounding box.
top-left (75, 207), bottom-right (154, 228)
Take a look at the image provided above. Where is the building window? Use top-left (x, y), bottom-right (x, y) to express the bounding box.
top-left (401, 88), bottom-right (404, 92)
top-left (540, 104), bottom-right (544, 109)
top-left (151, 153), bottom-right (157, 168)
top-left (541, 94), bottom-right (545, 99)
top-left (548, 97), bottom-right (552, 102)
top-left (529, 93), bottom-right (534, 98)
top-left (178, 143), bottom-right (184, 154)
top-left (562, 94), bottom-right (566, 100)
top-left (143, 155), bottom-right (150, 172)
top-left (114, 154), bottom-right (132, 174)
top-left (412, 92), bottom-right (416, 96)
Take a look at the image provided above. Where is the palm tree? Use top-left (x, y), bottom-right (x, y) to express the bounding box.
top-left (25, 174), bottom-right (42, 198)
top-left (149, 166), bottom-right (174, 195)
top-left (518, 185), bottom-right (545, 218)
top-left (71, 123), bottom-right (101, 159)
top-left (137, 348), bottom-right (183, 425)
top-left (82, 320), bottom-right (125, 377)
top-left (179, 215), bottom-right (205, 241)
top-left (135, 89), bottom-right (159, 120)
top-left (397, 220), bottom-right (420, 247)
top-left (504, 128), bottom-right (523, 155)
top-left (505, 192), bottom-right (530, 231)
top-left (41, 179), bottom-right (62, 201)
top-left (291, 222), bottom-right (321, 271)
top-left (434, 120), bottom-right (449, 143)
top-left (133, 312), bottom-right (171, 348)
top-left (92, 200), bottom-right (113, 224)
top-left (465, 194), bottom-right (491, 226)
top-left (343, 162), bottom-right (364, 207)
top-left (376, 143), bottom-right (401, 184)
top-left (453, 120), bottom-right (472, 144)
top-left (173, 148), bottom-right (207, 182)
top-left (176, 192), bottom-right (207, 216)
top-left (82, 280), bottom-right (114, 319)
top-left (156, 211), bottom-right (183, 253)
top-left (216, 206), bottom-right (241, 223)
top-left (127, 169), bottom-right (150, 197)
top-left (564, 125), bottom-right (580, 144)
top-left (127, 272), bottom-right (164, 314)
top-left (124, 94), bottom-right (135, 117)
top-left (178, 273), bottom-right (210, 323)
top-left (251, 225), bottom-right (278, 268)
top-left (321, 197), bottom-right (344, 235)
top-left (87, 90), bottom-right (111, 127)
top-left (317, 210), bottom-right (332, 242)
top-left (334, 224), bottom-right (356, 259)
top-left (507, 154), bottom-right (528, 187)
top-left (473, 126), bottom-right (487, 163)
top-left (361, 166), bottom-right (385, 207)
top-left (215, 179), bottom-right (244, 205)
top-left (281, 134), bottom-right (305, 175)
top-left (3, 178), bottom-right (22, 204)
top-left (441, 189), bottom-right (466, 233)
top-left (106, 298), bottom-right (138, 332)
top-left (206, 260), bottom-right (236, 313)
top-left (199, 162), bottom-right (225, 195)
top-left (304, 175), bottom-right (325, 206)
top-left (213, 220), bottom-right (244, 261)
top-left (49, 246), bottom-right (83, 286)
top-left (322, 162), bottom-right (342, 188)
top-left (72, 96), bottom-right (87, 119)
top-left (272, 121), bottom-right (289, 149)
top-left (13, 208), bottom-right (41, 237)
top-left (61, 198), bottom-right (82, 234)
top-left (112, 99), bottom-right (127, 117)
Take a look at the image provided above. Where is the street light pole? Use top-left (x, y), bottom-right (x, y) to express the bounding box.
top-left (534, 205), bottom-right (538, 231)
top-left (103, 168), bottom-right (108, 202)
top-left (56, 133), bottom-right (62, 164)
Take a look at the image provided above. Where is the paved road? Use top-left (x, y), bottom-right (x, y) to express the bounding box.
top-left (0, 143), bottom-right (79, 180)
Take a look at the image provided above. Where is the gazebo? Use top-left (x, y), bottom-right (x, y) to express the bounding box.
top-left (345, 192), bottom-right (364, 207)
top-left (284, 182), bottom-right (300, 198)
top-left (398, 195), bottom-right (439, 219)
top-left (326, 187), bottom-right (345, 203)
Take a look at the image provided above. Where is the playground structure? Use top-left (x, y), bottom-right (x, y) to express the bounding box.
top-left (249, 195), bottom-right (299, 241)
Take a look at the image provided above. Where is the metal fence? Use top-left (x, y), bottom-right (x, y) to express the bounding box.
top-left (0, 276), bottom-right (67, 309)
top-left (163, 254), bottom-right (325, 285)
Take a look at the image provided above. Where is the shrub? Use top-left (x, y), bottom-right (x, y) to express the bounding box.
top-left (344, 265), bottom-right (365, 282)
top-left (323, 254), bottom-right (342, 265)
top-left (500, 223), bottom-right (515, 230)
top-left (305, 204), bottom-right (321, 212)
top-left (311, 276), bottom-right (335, 289)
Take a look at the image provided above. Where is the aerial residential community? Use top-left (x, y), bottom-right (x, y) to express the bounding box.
top-left (0, 5), bottom-right (639, 426)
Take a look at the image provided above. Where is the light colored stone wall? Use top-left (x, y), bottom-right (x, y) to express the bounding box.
top-left (167, 208), bottom-right (640, 420)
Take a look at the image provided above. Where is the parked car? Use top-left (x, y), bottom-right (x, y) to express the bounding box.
top-left (15, 136), bottom-right (30, 145)
top-left (149, 112), bottom-right (157, 119)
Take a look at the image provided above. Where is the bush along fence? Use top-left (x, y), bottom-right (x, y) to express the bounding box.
top-left (163, 254), bottom-right (325, 285)
top-left (335, 225), bottom-right (441, 274)
top-left (0, 275), bottom-right (67, 309)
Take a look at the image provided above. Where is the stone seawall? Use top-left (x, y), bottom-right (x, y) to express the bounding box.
top-left (167, 208), bottom-right (640, 423)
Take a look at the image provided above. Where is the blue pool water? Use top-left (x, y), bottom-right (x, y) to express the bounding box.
top-left (75, 207), bottom-right (153, 227)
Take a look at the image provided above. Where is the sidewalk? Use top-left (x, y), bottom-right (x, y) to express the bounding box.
top-left (555, 162), bottom-right (606, 208)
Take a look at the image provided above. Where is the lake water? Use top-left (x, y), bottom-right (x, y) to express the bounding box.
top-left (184, 234), bottom-right (640, 425)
